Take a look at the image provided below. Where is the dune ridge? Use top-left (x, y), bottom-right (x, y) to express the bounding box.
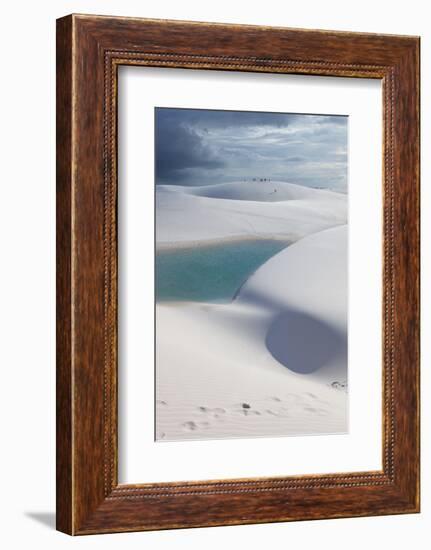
top-left (156, 180), bottom-right (347, 248)
top-left (158, 180), bottom-right (343, 202)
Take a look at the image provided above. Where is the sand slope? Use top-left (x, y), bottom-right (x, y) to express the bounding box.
top-left (156, 225), bottom-right (348, 441)
top-left (161, 180), bottom-right (341, 202)
top-left (156, 181), bottom-right (347, 248)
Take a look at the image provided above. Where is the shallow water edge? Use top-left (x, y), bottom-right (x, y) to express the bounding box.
top-left (156, 238), bottom-right (290, 303)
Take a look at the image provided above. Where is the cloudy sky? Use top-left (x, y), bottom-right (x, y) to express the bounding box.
top-left (155, 108), bottom-right (348, 192)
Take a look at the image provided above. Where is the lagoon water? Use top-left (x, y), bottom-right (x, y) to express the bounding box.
top-left (156, 239), bottom-right (288, 303)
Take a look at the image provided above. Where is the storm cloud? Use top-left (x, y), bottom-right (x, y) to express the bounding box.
top-left (155, 108), bottom-right (348, 191)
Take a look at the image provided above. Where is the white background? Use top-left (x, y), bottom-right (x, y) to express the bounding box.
top-left (0, 1), bottom-right (428, 548)
top-left (119, 67), bottom-right (382, 483)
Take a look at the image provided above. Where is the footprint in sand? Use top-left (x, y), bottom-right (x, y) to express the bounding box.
top-left (197, 406), bottom-right (226, 417)
top-left (230, 402), bottom-right (263, 416)
top-left (243, 409), bottom-right (261, 416)
top-left (182, 420), bottom-right (211, 432)
top-left (331, 380), bottom-right (348, 392)
top-left (265, 394), bottom-right (326, 418)
top-left (263, 396), bottom-right (290, 417)
top-left (182, 421), bottom-right (198, 431)
top-left (265, 407), bottom-right (290, 418)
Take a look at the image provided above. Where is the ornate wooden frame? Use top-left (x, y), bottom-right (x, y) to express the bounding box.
top-left (56, 14), bottom-right (420, 535)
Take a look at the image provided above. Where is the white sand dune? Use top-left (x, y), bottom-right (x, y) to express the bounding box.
top-left (160, 180), bottom-right (341, 202)
top-left (156, 225), bottom-right (348, 441)
top-left (156, 181), bottom-right (347, 248)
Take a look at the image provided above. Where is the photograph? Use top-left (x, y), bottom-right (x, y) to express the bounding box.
top-left (155, 107), bottom-right (349, 441)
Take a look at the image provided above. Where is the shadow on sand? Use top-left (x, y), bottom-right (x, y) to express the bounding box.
top-left (265, 309), bottom-right (346, 374)
top-left (235, 287), bottom-right (346, 375)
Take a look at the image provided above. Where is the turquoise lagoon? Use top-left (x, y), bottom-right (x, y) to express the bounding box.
top-left (156, 239), bottom-right (288, 303)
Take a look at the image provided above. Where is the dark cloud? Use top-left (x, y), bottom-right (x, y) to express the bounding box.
top-left (156, 107), bottom-right (293, 131)
top-left (155, 107), bottom-right (348, 190)
top-left (155, 114), bottom-right (224, 182)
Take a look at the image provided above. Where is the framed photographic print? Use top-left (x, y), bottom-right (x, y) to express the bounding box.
top-left (56, 14), bottom-right (420, 535)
